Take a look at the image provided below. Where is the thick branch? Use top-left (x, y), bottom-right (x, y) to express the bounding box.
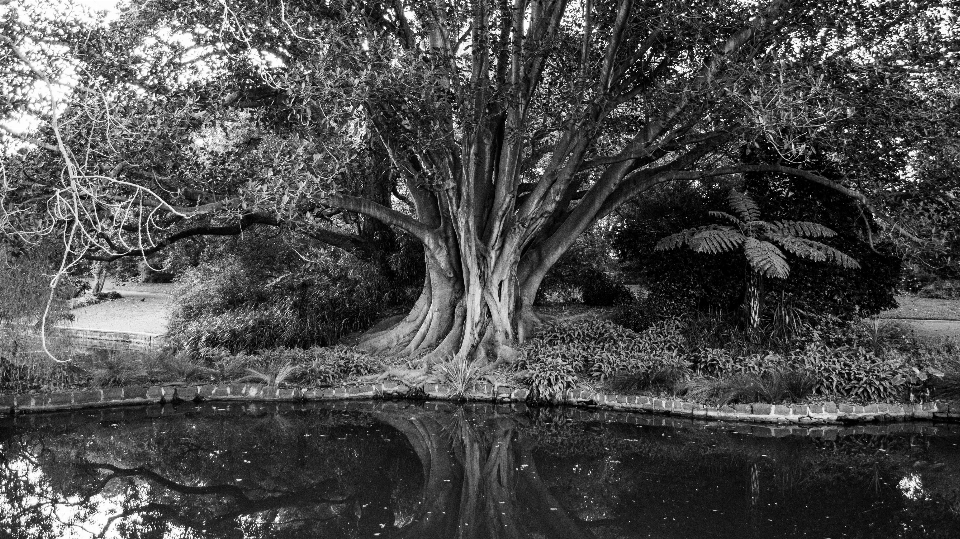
top-left (326, 193), bottom-right (433, 243)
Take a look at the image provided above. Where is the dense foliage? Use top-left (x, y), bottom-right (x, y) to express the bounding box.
top-left (521, 317), bottom-right (956, 404)
top-left (168, 233), bottom-right (394, 355)
top-left (613, 178), bottom-right (901, 328)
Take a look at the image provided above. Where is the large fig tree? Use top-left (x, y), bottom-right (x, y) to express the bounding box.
top-left (1, 0), bottom-right (957, 363)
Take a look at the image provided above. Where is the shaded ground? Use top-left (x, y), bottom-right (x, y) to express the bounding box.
top-left (63, 279), bottom-right (173, 335)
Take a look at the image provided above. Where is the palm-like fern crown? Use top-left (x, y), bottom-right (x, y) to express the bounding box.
top-left (655, 189), bottom-right (860, 279)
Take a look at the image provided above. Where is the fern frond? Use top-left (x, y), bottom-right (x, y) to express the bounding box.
top-left (771, 236), bottom-right (860, 270)
top-left (769, 236), bottom-right (828, 263)
top-left (654, 231), bottom-right (691, 251)
top-left (654, 226), bottom-right (713, 251)
top-left (813, 243), bottom-right (860, 269)
top-left (772, 220), bottom-right (836, 238)
top-left (727, 189), bottom-right (761, 221)
top-left (708, 211), bottom-right (743, 227)
top-left (743, 237), bottom-right (790, 279)
top-left (689, 227), bottom-right (744, 254)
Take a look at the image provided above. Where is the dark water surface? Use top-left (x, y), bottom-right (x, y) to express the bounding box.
top-left (1, 401), bottom-right (959, 539)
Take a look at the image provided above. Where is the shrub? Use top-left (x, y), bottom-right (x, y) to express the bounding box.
top-left (681, 369), bottom-right (816, 405)
top-left (791, 343), bottom-right (928, 402)
top-left (80, 349), bottom-right (152, 387)
top-left (522, 358), bottom-right (578, 404)
top-left (169, 234), bottom-right (391, 355)
top-left (522, 319), bottom-right (690, 389)
top-left (301, 346), bottom-right (382, 386)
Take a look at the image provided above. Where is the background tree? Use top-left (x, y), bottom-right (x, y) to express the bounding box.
top-left (2, 0), bottom-right (958, 364)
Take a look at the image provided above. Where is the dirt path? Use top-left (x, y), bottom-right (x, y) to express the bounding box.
top-left (63, 279), bottom-right (174, 335)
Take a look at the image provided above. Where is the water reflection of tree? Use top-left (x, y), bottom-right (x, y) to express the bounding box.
top-left (2, 404), bottom-right (960, 538)
top-left (377, 407), bottom-right (594, 539)
top-left (2, 409), bottom-right (425, 538)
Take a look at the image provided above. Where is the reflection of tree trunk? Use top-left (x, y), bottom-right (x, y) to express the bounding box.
top-left (379, 411), bottom-right (594, 539)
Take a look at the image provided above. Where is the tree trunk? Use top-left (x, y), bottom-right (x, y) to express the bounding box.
top-left (356, 236), bottom-right (540, 365)
top-left (91, 262), bottom-right (107, 295)
top-left (743, 269), bottom-right (764, 329)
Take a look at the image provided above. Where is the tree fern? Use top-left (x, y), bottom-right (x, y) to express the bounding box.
top-left (743, 237), bottom-right (790, 279)
top-left (769, 235), bottom-right (829, 263)
top-left (656, 188), bottom-right (859, 327)
top-left (772, 220), bottom-right (837, 239)
top-left (689, 227), bottom-right (745, 254)
top-left (727, 189), bottom-right (761, 221)
top-left (707, 211), bottom-right (743, 226)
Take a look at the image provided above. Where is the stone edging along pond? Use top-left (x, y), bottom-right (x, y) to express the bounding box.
top-left (1, 382), bottom-right (958, 425)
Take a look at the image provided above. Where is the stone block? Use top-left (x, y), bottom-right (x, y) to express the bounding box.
top-left (679, 401), bottom-right (693, 414)
top-left (177, 386), bottom-right (199, 402)
top-left (259, 387), bottom-right (278, 399)
top-left (807, 404), bottom-right (824, 415)
top-left (47, 392), bottom-right (73, 406)
top-left (734, 404), bottom-right (752, 415)
top-left (753, 404), bottom-right (772, 415)
top-left (277, 388), bottom-right (300, 400)
top-left (122, 386), bottom-right (148, 401)
top-left (73, 391), bottom-right (101, 405)
top-left (229, 384), bottom-right (247, 396)
top-left (823, 402), bottom-right (838, 414)
top-left (302, 389), bottom-right (323, 400)
top-left (0, 393), bottom-right (16, 412)
top-left (102, 388), bottom-right (124, 402)
top-left (912, 403), bottom-right (933, 419)
top-left (195, 385), bottom-right (215, 399)
top-left (512, 388), bottom-right (529, 401)
top-left (922, 402), bottom-right (938, 412)
top-left (790, 405), bottom-right (808, 417)
top-left (838, 404), bottom-right (855, 414)
top-left (692, 405), bottom-right (708, 418)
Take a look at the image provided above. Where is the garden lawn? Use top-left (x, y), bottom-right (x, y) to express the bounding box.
top-left (880, 295), bottom-right (960, 320)
top-left (878, 295), bottom-right (960, 340)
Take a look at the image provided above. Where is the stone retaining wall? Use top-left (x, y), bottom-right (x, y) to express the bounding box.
top-left (53, 327), bottom-right (166, 350)
top-left (2, 382), bottom-right (958, 425)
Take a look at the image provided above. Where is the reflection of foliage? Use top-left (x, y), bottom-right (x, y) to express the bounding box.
top-left (2, 408), bottom-right (420, 538)
top-left (3, 404), bottom-right (960, 539)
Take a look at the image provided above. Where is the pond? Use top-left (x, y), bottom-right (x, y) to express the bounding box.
top-left (1, 401), bottom-right (959, 539)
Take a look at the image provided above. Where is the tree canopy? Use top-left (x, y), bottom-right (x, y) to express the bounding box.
top-left (1, 0), bottom-right (958, 363)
